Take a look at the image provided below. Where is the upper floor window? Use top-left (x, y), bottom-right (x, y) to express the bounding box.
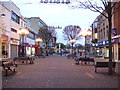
top-left (39, 22), bottom-right (43, 27)
top-left (11, 28), bottom-right (17, 33)
top-left (95, 28), bottom-right (97, 33)
top-left (11, 11), bottom-right (20, 24)
top-left (21, 21), bottom-right (23, 27)
top-left (28, 32), bottom-right (35, 39)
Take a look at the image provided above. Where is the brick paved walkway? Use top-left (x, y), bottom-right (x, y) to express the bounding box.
top-left (2, 55), bottom-right (119, 88)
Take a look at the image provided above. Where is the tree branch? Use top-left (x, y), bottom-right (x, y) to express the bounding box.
top-left (87, 0), bottom-right (108, 18)
top-left (112, 2), bottom-right (120, 15)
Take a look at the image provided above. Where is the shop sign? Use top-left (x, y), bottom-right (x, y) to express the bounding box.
top-left (119, 38), bottom-right (120, 43)
top-left (97, 37), bottom-right (120, 46)
top-left (105, 40), bottom-right (109, 45)
top-left (112, 28), bottom-right (117, 36)
top-left (11, 38), bottom-right (19, 45)
top-left (20, 43), bottom-right (31, 47)
top-left (97, 41), bottom-right (103, 46)
top-left (11, 40), bottom-right (19, 45)
top-left (32, 45), bottom-right (40, 47)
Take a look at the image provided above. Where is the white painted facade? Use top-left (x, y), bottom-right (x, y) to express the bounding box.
top-left (0, 1), bottom-right (26, 58)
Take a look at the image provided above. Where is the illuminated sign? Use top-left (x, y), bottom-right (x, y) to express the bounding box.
top-left (97, 37), bottom-right (120, 46)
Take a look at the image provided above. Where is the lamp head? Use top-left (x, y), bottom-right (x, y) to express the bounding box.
top-left (17, 28), bottom-right (29, 35)
top-left (35, 38), bottom-right (42, 43)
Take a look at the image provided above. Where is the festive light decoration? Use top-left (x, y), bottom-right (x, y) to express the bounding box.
top-left (40, 0), bottom-right (70, 4)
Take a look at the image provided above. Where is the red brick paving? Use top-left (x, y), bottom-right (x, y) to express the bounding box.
top-left (2, 55), bottom-right (119, 88)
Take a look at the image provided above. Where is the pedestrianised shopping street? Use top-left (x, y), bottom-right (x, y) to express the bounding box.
top-left (2, 55), bottom-right (119, 88)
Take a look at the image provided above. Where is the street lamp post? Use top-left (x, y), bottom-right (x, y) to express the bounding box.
top-left (70, 39), bottom-right (76, 54)
top-left (17, 28), bottom-right (29, 57)
top-left (79, 29), bottom-right (92, 58)
top-left (35, 38), bottom-right (42, 56)
top-left (0, 13), bottom-right (5, 59)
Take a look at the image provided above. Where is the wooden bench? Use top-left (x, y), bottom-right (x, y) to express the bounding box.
top-left (13, 57), bottom-right (34, 64)
top-left (74, 57), bottom-right (94, 65)
top-left (94, 62), bottom-right (116, 72)
top-left (2, 61), bottom-right (17, 76)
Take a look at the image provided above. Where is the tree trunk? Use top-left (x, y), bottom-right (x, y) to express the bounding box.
top-left (108, 2), bottom-right (113, 75)
top-left (71, 43), bottom-right (73, 54)
top-left (45, 43), bottom-right (49, 56)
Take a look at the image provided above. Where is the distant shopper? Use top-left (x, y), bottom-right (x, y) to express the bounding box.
top-left (79, 51), bottom-right (82, 56)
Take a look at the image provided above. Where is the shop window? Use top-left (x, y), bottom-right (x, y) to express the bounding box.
top-left (28, 32), bottom-right (35, 39)
top-left (95, 28), bottom-right (97, 33)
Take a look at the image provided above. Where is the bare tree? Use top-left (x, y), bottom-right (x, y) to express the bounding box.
top-left (47, 26), bottom-right (57, 37)
top-left (63, 25), bottom-right (81, 42)
top-left (71, 0), bottom-right (120, 75)
top-left (38, 27), bottom-right (53, 56)
top-left (63, 25), bottom-right (81, 54)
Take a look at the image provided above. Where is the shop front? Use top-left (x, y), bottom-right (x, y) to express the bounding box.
top-left (26, 44), bottom-right (35, 56)
top-left (0, 34), bottom-right (9, 59)
top-left (32, 45), bottom-right (39, 55)
top-left (96, 37), bottom-right (120, 60)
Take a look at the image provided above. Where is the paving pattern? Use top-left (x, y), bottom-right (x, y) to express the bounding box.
top-left (2, 55), bottom-right (119, 88)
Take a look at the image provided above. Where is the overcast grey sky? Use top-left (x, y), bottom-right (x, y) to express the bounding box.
top-left (2, 0), bottom-right (100, 45)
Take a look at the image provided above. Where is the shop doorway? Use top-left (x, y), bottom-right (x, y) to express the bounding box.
top-left (11, 44), bottom-right (18, 58)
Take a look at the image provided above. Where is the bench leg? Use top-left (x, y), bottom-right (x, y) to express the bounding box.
top-left (76, 61), bottom-right (79, 65)
top-left (13, 68), bottom-right (16, 72)
top-left (81, 61), bottom-right (83, 65)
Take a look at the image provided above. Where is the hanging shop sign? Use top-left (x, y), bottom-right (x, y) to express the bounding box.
top-left (112, 28), bottom-right (117, 36)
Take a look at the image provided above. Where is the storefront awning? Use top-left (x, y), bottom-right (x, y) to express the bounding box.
top-left (32, 45), bottom-right (40, 47)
